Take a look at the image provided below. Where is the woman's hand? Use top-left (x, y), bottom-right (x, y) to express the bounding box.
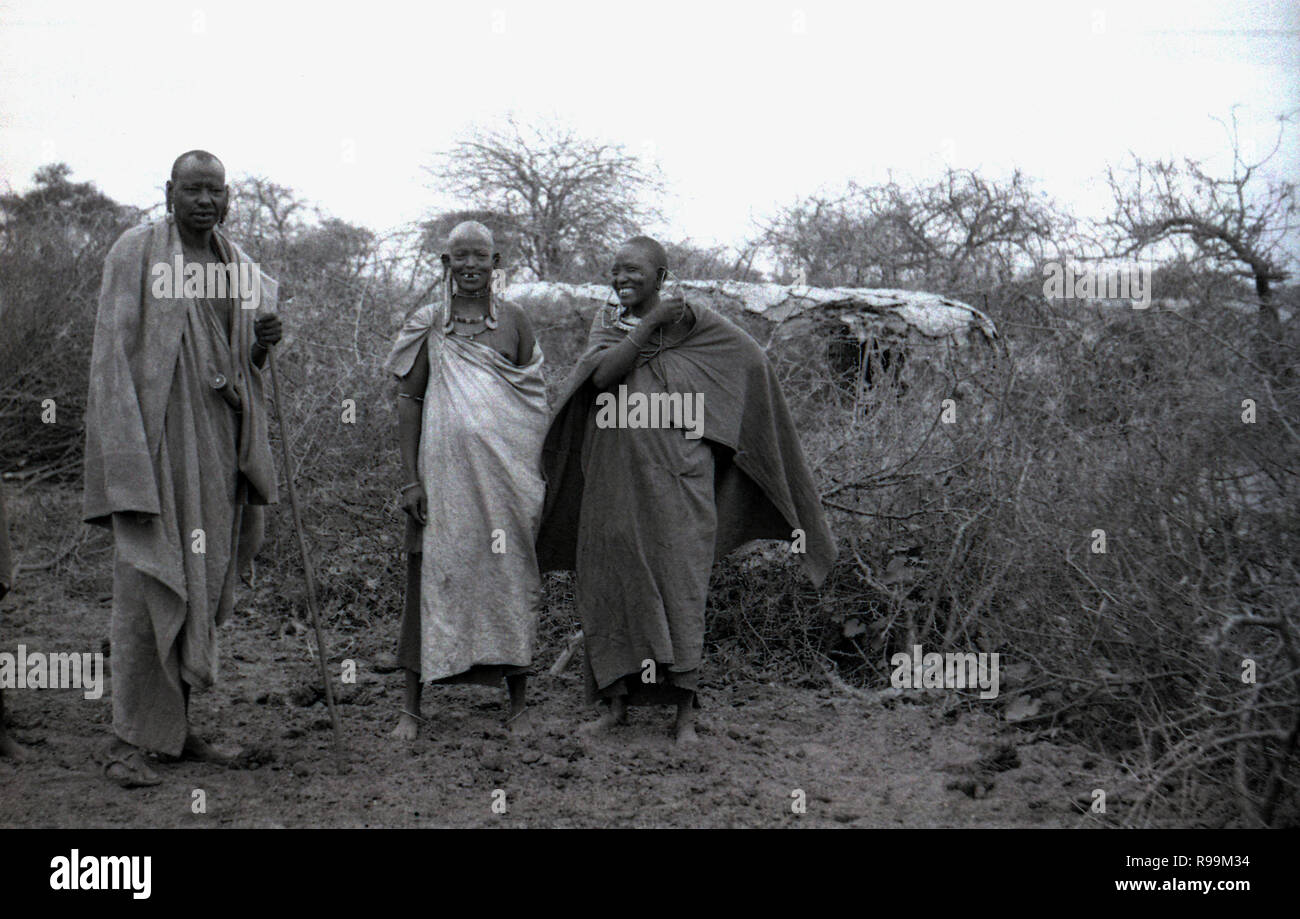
top-left (643, 295), bottom-right (687, 329)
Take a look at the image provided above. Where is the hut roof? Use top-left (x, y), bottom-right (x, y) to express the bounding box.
top-left (504, 280), bottom-right (997, 346)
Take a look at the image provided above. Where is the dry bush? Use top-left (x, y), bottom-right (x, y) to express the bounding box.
top-left (3, 173), bottom-right (1294, 824)
top-left (706, 294), bottom-right (1298, 827)
top-left (257, 278), bottom-right (1295, 826)
top-left (0, 177), bottom-right (139, 482)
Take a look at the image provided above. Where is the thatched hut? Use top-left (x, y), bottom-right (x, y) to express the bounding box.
top-left (504, 280), bottom-right (998, 392)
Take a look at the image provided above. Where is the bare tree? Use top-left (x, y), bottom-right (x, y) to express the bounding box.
top-left (426, 116), bottom-right (664, 281)
top-left (884, 168), bottom-right (1064, 287)
top-left (1105, 108), bottom-right (1298, 329)
top-left (226, 175), bottom-right (314, 273)
top-left (759, 192), bottom-right (903, 287)
top-left (662, 239), bottom-right (763, 282)
top-left (759, 168), bottom-right (1064, 291)
top-left (421, 208), bottom-right (526, 276)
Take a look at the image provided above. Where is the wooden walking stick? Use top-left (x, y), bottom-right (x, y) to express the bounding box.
top-left (549, 630), bottom-right (584, 677)
top-left (264, 325), bottom-right (345, 757)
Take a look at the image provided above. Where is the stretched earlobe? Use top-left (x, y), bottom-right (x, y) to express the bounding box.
top-left (441, 272), bottom-right (454, 334)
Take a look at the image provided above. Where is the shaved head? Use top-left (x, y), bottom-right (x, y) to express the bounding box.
top-left (445, 220), bottom-right (495, 252)
top-left (623, 235), bottom-right (668, 273)
top-left (171, 149), bottom-right (224, 182)
top-left (441, 220), bottom-right (499, 300)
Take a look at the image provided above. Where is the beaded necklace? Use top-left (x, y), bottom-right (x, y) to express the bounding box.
top-left (441, 272), bottom-right (496, 338)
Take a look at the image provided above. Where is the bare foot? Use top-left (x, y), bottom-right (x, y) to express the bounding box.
top-left (390, 712), bottom-right (419, 742)
top-left (674, 723), bottom-right (700, 748)
top-left (0, 732), bottom-right (28, 761)
top-left (673, 693), bottom-right (698, 747)
top-left (578, 709), bottom-right (625, 737)
top-left (181, 734), bottom-right (244, 765)
top-left (505, 708), bottom-right (533, 736)
top-left (103, 741), bottom-right (161, 788)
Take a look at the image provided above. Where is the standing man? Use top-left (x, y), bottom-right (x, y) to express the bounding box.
top-left (83, 150), bottom-right (280, 787)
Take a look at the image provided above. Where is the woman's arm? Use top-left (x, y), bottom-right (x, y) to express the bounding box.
top-left (513, 303), bottom-right (538, 365)
top-left (396, 339), bottom-right (430, 524)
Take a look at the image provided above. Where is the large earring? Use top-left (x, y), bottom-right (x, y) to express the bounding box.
top-left (441, 270), bottom-right (454, 334)
top-left (485, 286), bottom-right (498, 330)
top-left (602, 285), bottom-right (621, 328)
top-left (662, 268), bottom-right (680, 299)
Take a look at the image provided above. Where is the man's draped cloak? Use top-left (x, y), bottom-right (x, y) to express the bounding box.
top-left (83, 217), bottom-right (276, 755)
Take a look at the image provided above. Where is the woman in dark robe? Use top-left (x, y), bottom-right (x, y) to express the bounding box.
top-left (538, 237), bottom-right (835, 746)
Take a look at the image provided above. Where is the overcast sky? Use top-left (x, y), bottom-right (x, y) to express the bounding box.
top-left (1, 0), bottom-right (1297, 254)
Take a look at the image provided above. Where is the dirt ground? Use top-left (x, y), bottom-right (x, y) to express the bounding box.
top-left (0, 486), bottom-right (1117, 829)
